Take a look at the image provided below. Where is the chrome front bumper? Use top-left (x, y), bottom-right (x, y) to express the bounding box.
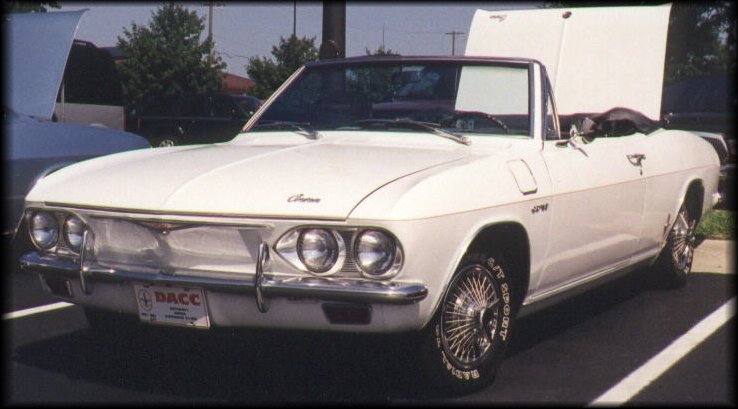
top-left (19, 251), bottom-right (428, 306)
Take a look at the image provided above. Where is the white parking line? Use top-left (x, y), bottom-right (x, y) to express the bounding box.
top-left (589, 297), bottom-right (736, 406)
top-left (2, 302), bottom-right (75, 320)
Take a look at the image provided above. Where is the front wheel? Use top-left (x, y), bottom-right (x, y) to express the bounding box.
top-left (652, 203), bottom-right (698, 288)
top-left (418, 252), bottom-right (515, 393)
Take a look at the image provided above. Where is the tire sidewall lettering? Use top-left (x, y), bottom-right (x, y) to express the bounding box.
top-left (433, 255), bottom-right (513, 383)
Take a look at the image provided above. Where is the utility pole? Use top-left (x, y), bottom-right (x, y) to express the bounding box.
top-left (444, 30), bottom-right (464, 56)
top-left (207, 1), bottom-right (213, 43)
top-left (319, 0), bottom-right (346, 59)
top-left (293, 0), bottom-right (297, 37)
top-left (204, 2), bottom-right (223, 56)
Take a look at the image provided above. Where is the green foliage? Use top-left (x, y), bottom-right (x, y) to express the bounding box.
top-left (4, 1), bottom-right (60, 13)
top-left (696, 210), bottom-right (735, 240)
top-left (665, 2), bottom-right (735, 83)
top-left (365, 45), bottom-right (400, 56)
top-left (346, 66), bottom-right (398, 104)
top-left (246, 35), bottom-right (318, 99)
top-left (116, 3), bottom-right (226, 111)
top-left (543, 1), bottom-right (736, 83)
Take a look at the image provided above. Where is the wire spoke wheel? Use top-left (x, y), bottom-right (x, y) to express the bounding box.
top-left (440, 264), bottom-right (501, 369)
top-left (652, 200), bottom-right (699, 288)
top-left (157, 138), bottom-right (176, 147)
top-left (670, 206), bottom-right (697, 273)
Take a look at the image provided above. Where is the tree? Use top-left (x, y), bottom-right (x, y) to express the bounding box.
top-left (246, 35), bottom-right (318, 99)
top-left (664, 2), bottom-right (735, 82)
top-left (4, 1), bottom-right (60, 13)
top-left (543, 1), bottom-right (736, 83)
top-left (116, 3), bottom-right (226, 111)
top-left (365, 45), bottom-right (400, 56)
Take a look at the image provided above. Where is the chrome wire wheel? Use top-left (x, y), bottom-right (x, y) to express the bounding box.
top-left (440, 264), bottom-right (501, 369)
top-left (670, 205), bottom-right (697, 273)
top-left (158, 138), bottom-right (176, 147)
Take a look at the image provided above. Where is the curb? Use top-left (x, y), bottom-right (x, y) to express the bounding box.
top-left (692, 240), bottom-right (735, 275)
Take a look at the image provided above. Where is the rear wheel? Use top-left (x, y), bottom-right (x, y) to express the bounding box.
top-left (653, 203), bottom-right (697, 288)
top-left (418, 252), bottom-right (515, 393)
top-left (153, 136), bottom-right (179, 147)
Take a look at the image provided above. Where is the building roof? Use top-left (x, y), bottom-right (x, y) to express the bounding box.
top-left (219, 72), bottom-right (255, 95)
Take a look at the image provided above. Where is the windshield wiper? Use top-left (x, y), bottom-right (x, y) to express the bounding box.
top-left (353, 119), bottom-right (471, 146)
top-left (250, 121), bottom-right (322, 140)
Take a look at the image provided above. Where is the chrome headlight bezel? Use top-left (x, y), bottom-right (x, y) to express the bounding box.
top-left (27, 209), bottom-right (88, 255)
top-left (297, 228), bottom-right (343, 275)
top-left (353, 229), bottom-right (403, 279)
top-left (62, 215), bottom-right (87, 253)
top-left (29, 211), bottom-right (59, 250)
top-left (276, 227), bottom-right (346, 276)
top-left (274, 226), bottom-right (402, 280)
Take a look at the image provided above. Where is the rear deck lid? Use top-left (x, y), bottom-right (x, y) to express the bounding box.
top-left (465, 4), bottom-right (671, 121)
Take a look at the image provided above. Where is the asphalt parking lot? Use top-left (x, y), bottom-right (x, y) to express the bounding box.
top-left (4, 240), bottom-right (735, 404)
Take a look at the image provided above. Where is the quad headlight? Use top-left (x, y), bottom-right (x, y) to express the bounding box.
top-left (29, 211), bottom-right (59, 250)
top-left (28, 210), bottom-right (88, 254)
top-left (297, 228), bottom-right (341, 274)
top-left (354, 229), bottom-right (400, 277)
top-left (275, 226), bottom-right (402, 279)
top-left (63, 215), bottom-right (87, 252)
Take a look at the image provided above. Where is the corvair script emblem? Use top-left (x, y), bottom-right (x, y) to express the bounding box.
top-left (288, 194), bottom-right (321, 203)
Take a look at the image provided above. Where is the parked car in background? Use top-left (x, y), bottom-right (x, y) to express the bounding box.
top-left (53, 39), bottom-right (127, 130)
top-left (16, 5), bottom-right (721, 393)
top-left (662, 74), bottom-right (735, 208)
top-left (3, 10), bottom-right (150, 243)
top-left (130, 92), bottom-right (262, 147)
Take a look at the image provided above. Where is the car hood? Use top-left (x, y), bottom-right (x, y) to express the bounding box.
top-left (6, 10), bottom-right (85, 119)
top-left (5, 114), bottom-right (151, 161)
top-left (27, 133), bottom-right (471, 219)
top-left (466, 4), bottom-right (671, 121)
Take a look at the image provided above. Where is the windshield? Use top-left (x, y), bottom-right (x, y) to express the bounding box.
top-left (249, 60), bottom-right (531, 138)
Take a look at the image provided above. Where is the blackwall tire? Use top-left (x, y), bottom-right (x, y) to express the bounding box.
top-left (418, 252), bottom-right (515, 393)
top-left (653, 203), bottom-right (697, 288)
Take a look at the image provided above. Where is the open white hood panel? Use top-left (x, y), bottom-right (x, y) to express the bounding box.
top-left (6, 10), bottom-right (86, 119)
top-left (465, 4), bottom-right (671, 121)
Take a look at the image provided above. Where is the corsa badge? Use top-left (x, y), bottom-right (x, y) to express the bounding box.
top-left (531, 203), bottom-right (549, 214)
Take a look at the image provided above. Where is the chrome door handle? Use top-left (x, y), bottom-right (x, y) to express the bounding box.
top-left (627, 153), bottom-right (646, 175)
top-left (626, 153), bottom-right (646, 166)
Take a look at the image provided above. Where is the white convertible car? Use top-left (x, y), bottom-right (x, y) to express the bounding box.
top-left (18, 5), bottom-right (722, 391)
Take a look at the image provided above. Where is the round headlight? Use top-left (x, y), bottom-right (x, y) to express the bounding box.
top-left (354, 230), bottom-right (398, 277)
top-left (63, 215), bottom-right (87, 252)
top-left (298, 228), bottom-right (339, 274)
top-left (30, 211), bottom-right (59, 250)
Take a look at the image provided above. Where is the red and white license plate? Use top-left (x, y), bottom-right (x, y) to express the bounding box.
top-left (133, 284), bottom-right (210, 328)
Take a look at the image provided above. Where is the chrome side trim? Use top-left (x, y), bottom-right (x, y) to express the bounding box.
top-left (19, 252), bottom-right (428, 305)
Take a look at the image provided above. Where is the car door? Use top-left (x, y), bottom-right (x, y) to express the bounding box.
top-left (537, 132), bottom-right (648, 293)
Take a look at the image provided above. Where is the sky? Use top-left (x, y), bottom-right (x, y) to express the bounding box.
top-left (59, 2), bottom-right (539, 76)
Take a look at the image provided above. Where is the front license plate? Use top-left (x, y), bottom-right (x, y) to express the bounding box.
top-left (133, 284), bottom-right (210, 328)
